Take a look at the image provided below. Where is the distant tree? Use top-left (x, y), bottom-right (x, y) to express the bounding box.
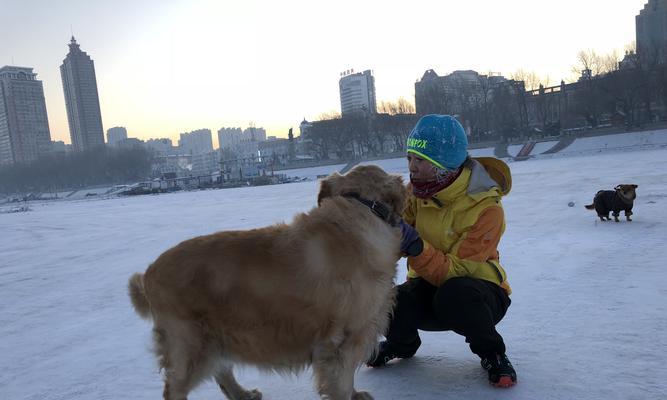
top-left (572, 49), bottom-right (620, 79)
top-left (0, 146), bottom-right (153, 195)
top-left (378, 98), bottom-right (415, 115)
top-left (317, 110), bottom-right (341, 120)
top-left (511, 69), bottom-right (549, 91)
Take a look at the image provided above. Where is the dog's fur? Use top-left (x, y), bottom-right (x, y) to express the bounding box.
top-left (128, 165), bottom-right (407, 400)
top-left (585, 184), bottom-right (638, 222)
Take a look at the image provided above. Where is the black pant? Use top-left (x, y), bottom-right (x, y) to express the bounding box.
top-left (385, 277), bottom-right (511, 358)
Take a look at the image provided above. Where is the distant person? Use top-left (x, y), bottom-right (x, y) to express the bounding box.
top-left (367, 114), bottom-right (517, 388)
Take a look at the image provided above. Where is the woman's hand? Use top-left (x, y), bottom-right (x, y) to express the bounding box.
top-left (399, 220), bottom-right (424, 257)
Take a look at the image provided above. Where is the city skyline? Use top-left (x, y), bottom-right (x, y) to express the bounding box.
top-left (0, 0), bottom-right (649, 147)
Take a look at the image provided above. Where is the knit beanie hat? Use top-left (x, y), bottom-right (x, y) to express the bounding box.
top-left (406, 114), bottom-right (468, 170)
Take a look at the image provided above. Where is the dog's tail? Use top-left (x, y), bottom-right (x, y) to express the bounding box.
top-left (128, 273), bottom-right (151, 319)
top-left (584, 203), bottom-right (595, 210)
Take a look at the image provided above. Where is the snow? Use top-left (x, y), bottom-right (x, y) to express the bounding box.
top-left (359, 157), bottom-right (406, 174)
top-left (507, 140), bottom-right (558, 157)
top-left (469, 146), bottom-right (496, 158)
top-left (531, 140), bottom-right (558, 155)
top-left (507, 144), bottom-right (524, 157)
top-left (558, 129), bottom-right (667, 156)
top-left (2, 147), bottom-right (667, 399)
top-left (279, 163), bottom-right (348, 180)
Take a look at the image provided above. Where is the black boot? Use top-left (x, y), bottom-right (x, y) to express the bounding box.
top-left (480, 353), bottom-right (517, 387)
top-left (366, 338), bottom-right (421, 367)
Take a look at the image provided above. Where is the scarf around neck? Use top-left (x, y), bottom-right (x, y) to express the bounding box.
top-left (411, 167), bottom-right (462, 199)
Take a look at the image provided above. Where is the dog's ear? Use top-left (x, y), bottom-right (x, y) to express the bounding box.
top-left (317, 173), bottom-right (340, 206)
top-left (614, 185), bottom-right (621, 191)
top-left (385, 175), bottom-right (408, 225)
top-left (317, 180), bottom-right (331, 206)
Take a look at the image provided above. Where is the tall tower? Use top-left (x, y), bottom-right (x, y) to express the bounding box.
top-left (0, 66), bottom-right (52, 165)
top-left (636, 0), bottom-right (667, 65)
top-left (60, 36), bottom-right (104, 151)
top-left (339, 69), bottom-right (377, 118)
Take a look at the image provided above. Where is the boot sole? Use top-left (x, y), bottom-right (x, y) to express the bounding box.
top-left (492, 376), bottom-right (516, 388)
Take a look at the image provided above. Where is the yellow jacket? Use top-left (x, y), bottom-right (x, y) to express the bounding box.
top-left (405, 157), bottom-right (512, 295)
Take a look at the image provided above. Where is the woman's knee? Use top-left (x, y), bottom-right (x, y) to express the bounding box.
top-left (435, 278), bottom-right (484, 307)
top-left (395, 278), bottom-right (436, 311)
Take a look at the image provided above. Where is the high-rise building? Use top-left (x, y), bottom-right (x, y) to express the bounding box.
top-left (106, 126), bottom-right (127, 145)
top-left (636, 0), bottom-right (667, 65)
top-left (415, 69), bottom-right (508, 116)
top-left (0, 66), bottom-right (52, 165)
top-left (60, 36), bottom-right (104, 151)
top-left (145, 138), bottom-right (176, 156)
top-left (218, 127), bottom-right (243, 150)
top-left (339, 69), bottom-right (377, 117)
top-left (243, 126), bottom-right (266, 142)
top-left (178, 129), bottom-right (213, 155)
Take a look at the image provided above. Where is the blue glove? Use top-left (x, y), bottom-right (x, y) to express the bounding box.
top-left (399, 220), bottom-right (424, 257)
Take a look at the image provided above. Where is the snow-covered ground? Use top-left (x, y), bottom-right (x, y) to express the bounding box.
top-left (469, 146), bottom-right (497, 158)
top-left (559, 129), bottom-right (667, 155)
top-left (2, 147), bottom-right (667, 400)
top-left (279, 163), bottom-right (348, 180)
top-left (530, 140), bottom-right (559, 155)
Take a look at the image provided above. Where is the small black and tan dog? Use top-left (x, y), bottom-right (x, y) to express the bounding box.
top-left (585, 184), bottom-right (638, 222)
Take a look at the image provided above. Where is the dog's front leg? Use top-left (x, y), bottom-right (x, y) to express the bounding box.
top-left (312, 337), bottom-right (372, 400)
top-left (613, 212), bottom-right (620, 222)
top-left (625, 210), bottom-right (633, 222)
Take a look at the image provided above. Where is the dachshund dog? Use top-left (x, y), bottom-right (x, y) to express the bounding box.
top-left (585, 184), bottom-right (638, 222)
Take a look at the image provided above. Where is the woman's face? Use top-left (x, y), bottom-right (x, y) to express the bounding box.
top-left (407, 153), bottom-right (437, 182)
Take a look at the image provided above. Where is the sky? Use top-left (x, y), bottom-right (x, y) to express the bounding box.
top-left (1, 132), bottom-right (667, 399)
top-left (0, 0), bottom-right (649, 147)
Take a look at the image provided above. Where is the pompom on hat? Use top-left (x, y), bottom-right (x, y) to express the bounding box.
top-left (406, 114), bottom-right (468, 170)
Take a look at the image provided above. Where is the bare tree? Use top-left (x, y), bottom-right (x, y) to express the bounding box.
top-left (572, 49), bottom-right (620, 78)
top-left (599, 50), bottom-right (621, 74)
top-left (317, 110), bottom-right (341, 120)
top-left (511, 69), bottom-right (545, 91)
top-left (379, 97), bottom-right (416, 115)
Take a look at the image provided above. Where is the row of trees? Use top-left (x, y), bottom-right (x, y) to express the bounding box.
top-left (0, 146), bottom-right (153, 195)
top-left (415, 46), bottom-right (667, 143)
top-left (568, 49), bottom-right (667, 130)
top-left (307, 47), bottom-right (667, 161)
top-left (304, 99), bottom-right (418, 160)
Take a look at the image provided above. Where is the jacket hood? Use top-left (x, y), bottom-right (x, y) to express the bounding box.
top-left (468, 157), bottom-right (512, 197)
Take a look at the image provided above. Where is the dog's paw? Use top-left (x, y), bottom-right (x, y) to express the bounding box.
top-left (240, 389), bottom-right (262, 400)
top-left (352, 390), bottom-right (374, 400)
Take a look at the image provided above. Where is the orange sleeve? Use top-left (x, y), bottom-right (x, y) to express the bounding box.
top-left (455, 206), bottom-right (503, 261)
top-left (408, 206), bottom-right (504, 286)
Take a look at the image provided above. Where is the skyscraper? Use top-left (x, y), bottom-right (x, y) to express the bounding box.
top-left (106, 126), bottom-right (128, 145)
top-left (178, 129), bottom-right (213, 155)
top-left (636, 0), bottom-right (667, 65)
top-left (0, 66), bottom-right (52, 165)
top-left (60, 36), bottom-right (104, 151)
top-left (339, 69), bottom-right (377, 117)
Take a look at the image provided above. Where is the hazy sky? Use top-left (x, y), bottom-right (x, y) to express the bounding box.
top-left (0, 0), bottom-right (648, 147)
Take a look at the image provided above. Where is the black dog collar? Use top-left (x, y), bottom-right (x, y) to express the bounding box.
top-left (342, 192), bottom-right (392, 223)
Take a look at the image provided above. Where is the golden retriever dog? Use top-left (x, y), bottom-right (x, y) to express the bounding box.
top-left (128, 165), bottom-right (407, 400)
